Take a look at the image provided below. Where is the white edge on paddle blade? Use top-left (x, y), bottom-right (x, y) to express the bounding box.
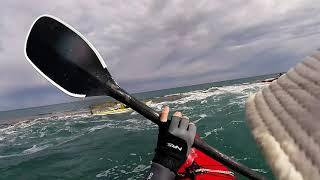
top-left (24, 14), bottom-right (107, 98)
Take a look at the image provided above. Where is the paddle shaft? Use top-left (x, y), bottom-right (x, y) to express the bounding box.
top-left (106, 81), bottom-right (265, 180)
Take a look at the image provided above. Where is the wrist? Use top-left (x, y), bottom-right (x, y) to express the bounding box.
top-left (146, 163), bottom-right (176, 180)
top-left (153, 150), bottom-right (186, 172)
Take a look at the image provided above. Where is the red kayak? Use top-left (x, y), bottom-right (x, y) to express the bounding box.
top-left (177, 148), bottom-right (235, 180)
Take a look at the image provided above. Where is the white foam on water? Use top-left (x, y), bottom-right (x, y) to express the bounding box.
top-left (57, 114), bottom-right (91, 121)
top-left (0, 153), bottom-right (22, 159)
top-left (164, 93), bottom-right (181, 97)
top-left (215, 83), bottom-right (264, 95)
top-left (199, 114), bottom-right (207, 118)
top-left (23, 144), bottom-right (50, 154)
top-left (175, 106), bottom-right (193, 111)
top-left (0, 119), bottom-right (41, 135)
top-left (224, 120), bottom-right (245, 128)
top-left (203, 131), bottom-right (212, 138)
top-left (193, 119), bottom-right (201, 124)
top-left (86, 119), bottom-right (111, 123)
top-left (193, 114), bottom-right (208, 124)
top-left (0, 144), bottom-right (51, 159)
top-left (176, 90), bottom-right (217, 104)
top-left (202, 127), bottom-right (224, 138)
top-left (0, 112), bottom-right (101, 160)
top-left (151, 82), bottom-right (266, 108)
top-left (39, 132), bottom-right (46, 138)
top-left (96, 164), bottom-right (150, 179)
top-left (122, 118), bottom-right (157, 130)
top-left (88, 124), bottom-right (109, 132)
top-left (130, 111), bottom-right (138, 115)
top-left (149, 103), bottom-right (166, 111)
top-left (4, 130), bottom-right (17, 135)
top-left (88, 118), bottom-right (157, 132)
top-left (132, 164), bottom-right (150, 173)
top-left (230, 120), bottom-right (244, 124)
top-left (252, 168), bottom-right (268, 174)
top-left (201, 100), bottom-right (207, 104)
top-left (96, 168), bottom-right (112, 177)
top-left (0, 125), bottom-right (14, 133)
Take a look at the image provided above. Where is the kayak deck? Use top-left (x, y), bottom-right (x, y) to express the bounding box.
top-left (177, 148), bottom-right (235, 180)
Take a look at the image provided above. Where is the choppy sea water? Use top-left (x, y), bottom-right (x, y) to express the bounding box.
top-left (0, 75), bottom-right (276, 179)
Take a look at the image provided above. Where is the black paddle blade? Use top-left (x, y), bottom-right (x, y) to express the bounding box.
top-left (25, 15), bottom-right (115, 97)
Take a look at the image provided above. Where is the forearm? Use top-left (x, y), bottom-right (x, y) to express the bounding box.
top-left (145, 163), bottom-right (175, 180)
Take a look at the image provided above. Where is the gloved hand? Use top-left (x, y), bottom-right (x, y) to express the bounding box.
top-left (152, 106), bottom-right (196, 172)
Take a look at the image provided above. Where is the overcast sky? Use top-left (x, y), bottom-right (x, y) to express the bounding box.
top-left (1, 0), bottom-right (320, 111)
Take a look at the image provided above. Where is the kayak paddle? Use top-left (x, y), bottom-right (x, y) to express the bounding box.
top-left (24, 15), bottom-right (265, 180)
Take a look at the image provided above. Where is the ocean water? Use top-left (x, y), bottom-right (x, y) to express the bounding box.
top-left (0, 75), bottom-right (277, 179)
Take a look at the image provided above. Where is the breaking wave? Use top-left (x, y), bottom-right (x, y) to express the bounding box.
top-left (150, 82), bottom-right (266, 110)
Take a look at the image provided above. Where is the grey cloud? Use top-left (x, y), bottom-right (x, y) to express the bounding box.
top-left (1, 0), bottom-right (320, 110)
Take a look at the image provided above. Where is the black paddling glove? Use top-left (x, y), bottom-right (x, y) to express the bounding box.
top-left (153, 128), bottom-right (188, 172)
top-left (152, 116), bottom-right (196, 172)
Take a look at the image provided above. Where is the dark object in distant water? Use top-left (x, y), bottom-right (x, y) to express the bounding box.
top-left (261, 73), bottom-right (283, 83)
top-left (37, 112), bottom-right (53, 116)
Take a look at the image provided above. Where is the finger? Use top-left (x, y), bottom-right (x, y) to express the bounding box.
top-left (169, 115), bottom-right (181, 131)
top-left (160, 106), bottom-right (169, 123)
top-left (173, 111), bottom-right (182, 117)
top-left (188, 123), bottom-right (196, 134)
top-left (179, 117), bottom-right (189, 129)
top-left (188, 123), bottom-right (196, 144)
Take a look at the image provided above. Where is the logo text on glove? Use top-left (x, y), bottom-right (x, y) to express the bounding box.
top-left (167, 143), bottom-right (182, 151)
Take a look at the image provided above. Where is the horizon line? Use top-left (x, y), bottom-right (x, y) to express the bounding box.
top-left (0, 72), bottom-right (282, 112)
